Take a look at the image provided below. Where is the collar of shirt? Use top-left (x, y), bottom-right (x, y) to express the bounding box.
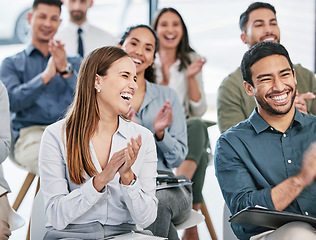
top-left (25, 44), bottom-right (49, 57)
top-left (25, 44), bottom-right (36, 55)
top-left (138, 81), bottom-right (160, 112)
top-left (89, 116), bottom-right (132, 173)
top-left (155, 53), bottom-right (180, 77)
top-left (249, 107), bottom-right (305, 134)
top-left (116, 116), bottom-right (131, 140)
top-left (65, 20), bottom-right (91, 33)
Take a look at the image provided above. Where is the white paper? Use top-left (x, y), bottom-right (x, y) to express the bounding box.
top-left (0, 185), bottom-right (8, 197)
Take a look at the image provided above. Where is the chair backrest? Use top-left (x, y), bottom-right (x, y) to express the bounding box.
top-left (175, 209), bottom-right (205, 230)
top-left (207, 124), bottom-right (221, 157)
top-left (30, 189), bottom-right (47, 240)
top-left (223, 204), bottom-right (238, 240)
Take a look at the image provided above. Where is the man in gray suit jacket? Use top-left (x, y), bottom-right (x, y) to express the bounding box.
top-left (0, 80), bottom-right (12, 239)
top-left (0, 81), bottom-right (24, 239)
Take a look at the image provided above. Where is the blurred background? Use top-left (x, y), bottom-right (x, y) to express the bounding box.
top-left (1, 0), bottom-right (315, 121)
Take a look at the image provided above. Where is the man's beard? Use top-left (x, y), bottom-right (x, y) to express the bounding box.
top-left (70, 11), bottom-right (85, 22)
top-left (255, 87), bottom-right (296, 116)
top-left (251, 35), bottom-right (280, 47)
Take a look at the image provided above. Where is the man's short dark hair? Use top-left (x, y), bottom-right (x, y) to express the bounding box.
top-left (241, 42), bottom-right (294, 86)
top-left (32, 0), bottom-right (62, 12)
top-left (239, 2), bottom-right (276, 32)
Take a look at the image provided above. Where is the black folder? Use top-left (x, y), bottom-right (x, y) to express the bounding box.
top-left (229, 206), bottom-right (316, 229)
top-left (156, 174), bottom-right (193, 190)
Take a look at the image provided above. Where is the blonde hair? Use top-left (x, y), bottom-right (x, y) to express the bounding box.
top-left (65, 46), bottom-right (129, 184)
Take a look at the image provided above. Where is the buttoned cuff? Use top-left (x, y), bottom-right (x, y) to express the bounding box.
top-left (119, 174), bottom-right (137, 187)
top-left (120, 175), bottom-right (140, 196)
top-left (81, 177), bottom-right (107, 205)
top-left (189, 98), bottom-right (203, 108)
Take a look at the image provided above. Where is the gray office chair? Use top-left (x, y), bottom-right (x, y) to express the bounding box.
top-left (223, 204), bottom-right (238, 240)
top-left (30, 189), bottom-right (46, 240)
top-left (175, 209), bottom-right (205, 231)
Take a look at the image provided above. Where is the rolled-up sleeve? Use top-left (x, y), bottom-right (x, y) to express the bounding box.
top-left (188, 65), bottom-right (207, 117)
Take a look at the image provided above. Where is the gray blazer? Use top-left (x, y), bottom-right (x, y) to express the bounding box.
top-left (0, 81), bottom-right (11, 191)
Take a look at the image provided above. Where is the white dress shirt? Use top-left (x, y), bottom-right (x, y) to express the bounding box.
top-left (39, 117), bottom-right (158, 230)
top-left (55, 20), bottom-right (117, 56)
top-left (154, 52), bottom-right (207, 118)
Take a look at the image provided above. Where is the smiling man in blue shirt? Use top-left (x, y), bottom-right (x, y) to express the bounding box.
top-left (215, 42), bottom-right (316, 240)
top-left (0, 0), bottom-right (81, 175)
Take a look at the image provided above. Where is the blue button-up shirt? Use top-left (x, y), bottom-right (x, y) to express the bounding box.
top-left (215, 108), bottom-right (316, 240)
top-left (135, 81), bottom-right (188, 173)
top-left (0, 44), bottom-right (82, 140)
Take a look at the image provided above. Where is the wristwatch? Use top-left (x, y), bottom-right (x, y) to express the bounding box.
top-left (129, 178), bottom-right (137, 186)
top-left (120, 174), bottom-right (137, 186)
top-left (59, 62), bottom-right (73, 76)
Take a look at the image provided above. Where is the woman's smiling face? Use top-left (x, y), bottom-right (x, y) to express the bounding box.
top-left (155, 11), bottom-right (183, 50)
top-left (120, 27), bottom-right (156, 76)
top-left (95, 56), bottom-right (138, 115)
